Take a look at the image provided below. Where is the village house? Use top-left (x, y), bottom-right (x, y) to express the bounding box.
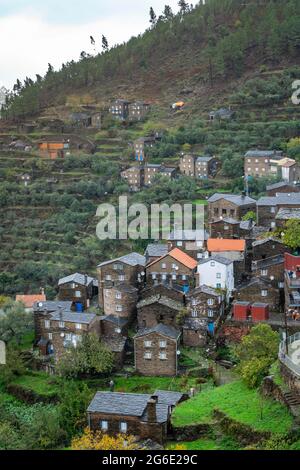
top-left (234, 277), bottom-right (280, 311)
top-left (159, 166), bottom-right (177, 180)
top-left (134, 324), bottom-right (181, 377)
top-left (279, 158), bottom-right (299, 183)
top-left (33, 300), bottom-right (73, 344)
top-left (197, 255), bottom-right (234, 296)
top-left (252, 255), bottom-right (285, 289)
top-left (182, 316), bottom-right (208, 348)
top-left (121, 166), bottom-right (144, 191)
top-left (97, 253), bottom-right (146, 307)
top-left (140, 283), bottom-right (186, 304)
top-left (144, 244), bottom-right (169, 265)
top-left (209, 218), bottom-right (255, 240)
top-left (69, 112), bottom-right (102, 129)
top-left (16, 293), bottom-right (47, 313)
top-left (109, 99), bottom-right (130, 120)
top-left (284, 253), bottom-right (300, 320)
top-left (128, 101), bottom-right (150, 122)
top-left (38, 139), bottom-right (70, 159)
top-left (208, 193), bottom-right (256, 223)
top-left (186, 285), bottom-right (225, 334)
top-left (266, 181), bottom-right (300, 197)
top-left (102, 336), bottom-right (127, 369)
top-left (58, 273), bottom-right (97, 311)
top-left (102, 283), bottom-right (138, 319)
top-left (137, 294), bottom-right (183, 330)
top-left (207, 238), bottom-right (247, 282)
top-left (167, 229), bottom-right (208, 261)
top-left (179, 154), bottom-right (218, 179)
top-left (87, 389), bottom-right (186, 444)
top-left (209, 108), bottom-right (234, 121)
top-left (244, 149), bottom-right (283, 178)
top-left (256, 194), bottom-right (300, 229)
top-left (144, 164), bottom-right (162, 185)
top-left (133, 134), bottom-right (162, 162)
top-left (36, 308), bottom-right (99, 358)
top-left (146, 248), bottom-right (198, 294)
top-left (276, 208), bottom-right (300, 228)
top-left (100, 315), bottom-right (129, 339)
top-left (252, 237), bottom-right (288, 261)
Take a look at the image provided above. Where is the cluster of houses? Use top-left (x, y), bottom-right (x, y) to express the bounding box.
top-left (244, 149), bottom-right (299, 183)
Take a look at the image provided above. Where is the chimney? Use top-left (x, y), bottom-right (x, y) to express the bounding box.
top-left (84, 274), bottom-right (88, 286)
top-left (58, 305), bottom-right (63, 321)
top-left (40, 287), bottom-right (45, 296)
top-left (147, 396), bottom-right (158, 423)
top-left (241, 191), bottom-right (246, 199)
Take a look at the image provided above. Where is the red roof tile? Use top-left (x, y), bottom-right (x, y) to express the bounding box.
top-left (208, 239), bottom-right (246, 252)
top-left (16, 294), bottom-right (46, 309)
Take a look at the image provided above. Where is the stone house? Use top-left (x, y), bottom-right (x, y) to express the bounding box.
top-left (97, 253), bottom-right (146, 307)
top-left (109, 99), bottom-right (129, 120)
top-left (134, 324), bottom-right (181, 377)
top-left (209, 108), bottom-right (234, 121)
top-left (133, 135), bottom-right (161, 162)
top-left (137, 295), bottom-right (183, 329)
top-left (244, 149), bottom-right (283, 179)
top-left (256, 194), bottom-right (300, 229)
top-left (186, 285), bottom-right (225, 324)
top-left (279, 158), bottom-right (299, 183)
top-left (144, 164), bottom-right (162, 186)
top-left (252, 255), bottom-right (284, 289)
top-left (167, 229), bottom-right (208, 261)
top-left (209, 218), bottom-right (255, 240)
top-left (17, 173), bottom-right (32, 187)
top-left (87, 390), bottom-right (185, 444)
top-left (182, 317), bottom-right (208, 348)
top-left (36, 309), bottom-right (100, 358)
top-left (102, 336), bottom-right (127, 369)
top-left (159, 167), bottom-right (177, 180)
top-left (100, 315), bottom-right (129, 338)
top-left (146, 248), bottom-right (198, 294)
top-left (129, 102), bottom-right (150, 122)
top-left (102, 283), bottom-right (138, 319)
top-left (179, 154), bottom-right (218, 179)
top-left (235, 277), bottom-right (280, 311)
top-left (139, 283), bottom-right (186, 304)
top-left (58, 273), bottom-right (97, 311)
top-left (33, 300), bottom-right (72, 345)
top-left (38, 140), bottom-right (70, 159)
top-left (121, 166), bottom-right (144, 191)
top-left (276, 208), bottom-right (300, 228)
top-left (266, 181), bottom-right (300, 197)
top-left (252, 238), bottom-right (288, 261)
top-left (197, 255), bottom-right (235, 296)
top-left (144, 243), bottom-right (169, 265)
top-left (207, 193), bottom-right (256, 223)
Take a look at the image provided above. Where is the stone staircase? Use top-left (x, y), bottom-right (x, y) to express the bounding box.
top-left (284, 391), bottom-right (300, 423)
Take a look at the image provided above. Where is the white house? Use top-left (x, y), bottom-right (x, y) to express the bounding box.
top-left (197, 255), bottom-right (234, 296)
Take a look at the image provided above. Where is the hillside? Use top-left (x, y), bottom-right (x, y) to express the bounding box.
top-left (0, 0), bottom-right (300, 298)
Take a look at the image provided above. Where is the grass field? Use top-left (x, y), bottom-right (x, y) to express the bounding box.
top-left (172, 380), bottom-right (293, 434)
top-left (11, 372), bottom-right (61, 397)
top-left (167, 436), bottom-right (240, 451)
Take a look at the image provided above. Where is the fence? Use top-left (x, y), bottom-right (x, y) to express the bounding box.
top-left (279, 332), bottom-right (300, 378)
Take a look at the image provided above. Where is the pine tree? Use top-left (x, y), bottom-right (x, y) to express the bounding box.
top-left (149, 7), bottom-right (157, 27)
top-left (163, 5), bottom-right (174, 20)
top-left (178, 0), bottom-right (189, 14)
top-left (102, 35), bottom-right (109, 52)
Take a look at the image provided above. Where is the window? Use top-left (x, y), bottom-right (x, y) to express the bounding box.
top-left (161, 274), bottom-right (167, 281)
top-left (207, 298), bottom-right (214, 306)
top-left (182, 275), bottom-right (187, 280)
top-left (161, 263), bottom-right (167, 269)
top-left (216, 283), bottom-right (221, 289)
top-left (208, 310), bottom-right (214, 318)
top-left (65, 333), bottom-right (72, 341)
top-left (45, 320), bottom-right (50, 329)
top-left (177, 241), bottom-right (183, 247)
top-left (120, 422), bottom-right (128, 434)
top-left (159, 352), bottom-right (167, 360)
top-left (115, 292), bottom-right (122, 300)
top-left (144, 340), bottom-right (152, 348)
top-left (152, 273), bottom-right (157, 280)
top-left (105, 275), bottom-right (112, 281)
top-left (71, 283), bottom-right (76, 289)
top-left (261, 290), bottom-right (268, 297)
top-left (75, 323), bottom-right (82, 330)
top-left (172, 263), bottom-right (177, 269)
top-left (116, 305), bottom-right (123, 312)
top-left (216, 273), bottom-right (222, 279)
top-left (113, 263), bottom-right (123, 271)
top-left (48, 333), bottom-right (53, 340)
top-left (119, 275), bottom-right (125, 281)
top-left (172, 274), bottom-right (177, 280)
top-left (59, 321), bottom-right (65, 329)
top-left (191, 309), bottom-right (198, 318)
top-left (261, 269), bottom-right (268, 276)
top-left (197, 241), bottom-right (203, 248)
top-left (210, 262), bottom-right (215, 267)
top-left (100, 421), bottom-right (108, 431)
top-left (75, 290), bottom-right (81, 298)
top-left (270, 207), bottom-right (276, 214)
top-left (144, 352), bottom-right (152, 360)
top-left (159, 340), bottom-right (167, 348)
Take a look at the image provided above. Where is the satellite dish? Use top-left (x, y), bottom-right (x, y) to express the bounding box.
top-left (177, 350), bottom-right (181, 356)
top-left (115, 328), bottom-right (121, 334)
top-left (60, 333), bottom-right (65, 338)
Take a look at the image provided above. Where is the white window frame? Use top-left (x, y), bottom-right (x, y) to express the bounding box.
top-left (261, 290), bottom-right (268, 297)
top-left (120, 422), bottom-right (128, 434)
top-left (59, 321), bottom-right (65, 329)
top-left (144, 352), bottom-right (152, 360)
top-left (159, 352), bottom-right (167, 360)
top-left (159, 340), bottom-right (167, 349)
top-left (45, 320), bottom-right (50, 329)
top-left (75, 323), bottom-right (82, 330)
top-left (100, 420), bottom-right (108, 431)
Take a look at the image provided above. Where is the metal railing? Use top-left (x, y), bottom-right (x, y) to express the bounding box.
top-left (279, 332), bottom-right (300, 378)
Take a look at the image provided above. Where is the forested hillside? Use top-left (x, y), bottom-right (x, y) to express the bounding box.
top-left (2, 0), bottom-right (300, 119)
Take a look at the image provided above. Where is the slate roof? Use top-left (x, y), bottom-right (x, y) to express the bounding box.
top-left (134, 324), bottom-right (181, 340)
top-left (188, 285), bottom-right (223, 298)
top-left (50, 310), bottom-right (96, 324)
top-left (98, 252), bottom-right (146, 268)
top-left (196, 156), bottom-right (214, 163)
top-left (102, 315), bottom-right (129, 327)
top-left (252, 237), bottom-right (283, 247)
top-left (236, 276), bottom-right (273, 290)
top-left (212, 217), bottom-right (240, 225)
top-left (207, 193), bottom-right (256, 206)
top-left (276, 208), bottom-right (300, 220)
top-left (252, 255), bottom-right (284, 269)
top-left (58, 273), bottom-right (95, 287)
top-left (102, 336), bottom-right (127, 353)
top-left (168, 229), bottom-right (205, 241)
top-left (245, 150), bottom-right (283, 159)
top-left (33, 300), bottom-right (73, 312)
top-left (198, 255), bottom-right (233, 266)
top-left (145, 244), bottom-right (169, 258)
top-left (154, 390), bottom-right (184, 406)
top-left (240, 219), bottom-right (255, 231)
top-left (266, 181), bottom-right (296, 191)
top-left (137, 295), bottom-right (183, 311)
top-left (183, 317), bottom-right (208, 330)
top-left (257, 194), bottom-right (300, 206)
top-left (87, 391), bottom-right (173, 424)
